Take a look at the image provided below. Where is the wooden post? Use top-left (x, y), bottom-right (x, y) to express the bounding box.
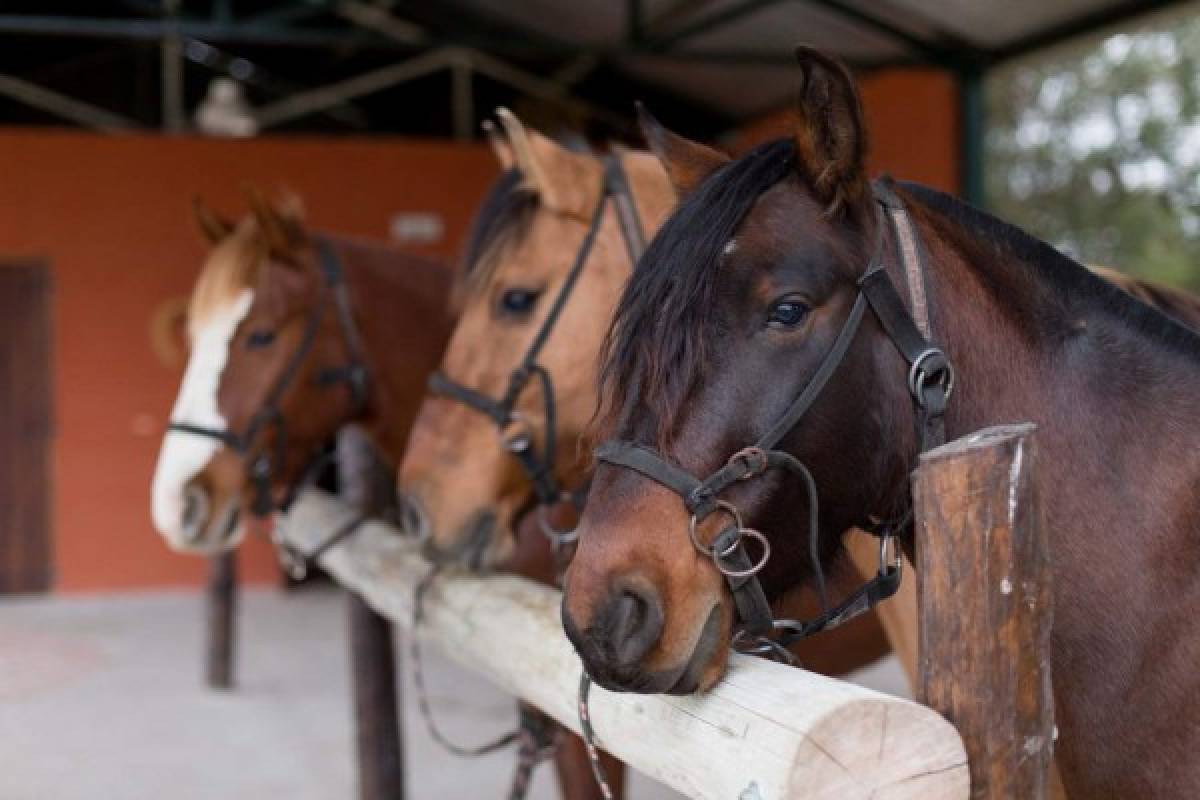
top-left (914, 423), bottom-right (1055, 800)
top-left (205, 551), bottom-right (237, 689)
top-left (337, 427), bottom-right (405, 800)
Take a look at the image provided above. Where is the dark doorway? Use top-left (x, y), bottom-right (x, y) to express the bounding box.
top-left (0, 261), bottom-right (52, 592)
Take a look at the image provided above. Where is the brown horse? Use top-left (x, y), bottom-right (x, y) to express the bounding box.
top-left (149, 192), bottom-right (620, 800)
top-left (151, 193), bottom-right (453, 553)
top-left (563, 48), bottom-right (1200, 799)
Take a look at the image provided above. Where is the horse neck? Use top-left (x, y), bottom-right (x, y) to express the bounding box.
top-left (906, 188), bottom-right (1200, 793)
top-left (327, 236), bottom-right (455, 466)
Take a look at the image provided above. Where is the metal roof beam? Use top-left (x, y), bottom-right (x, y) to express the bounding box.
top-left (0, 14), bottom-right (395, 49)
top-left (253, 48), bottom-right (452, 129)
top-left (645, 0), bottom-right (788, 51)
top-left (0, 73), bottom-right (142, 131)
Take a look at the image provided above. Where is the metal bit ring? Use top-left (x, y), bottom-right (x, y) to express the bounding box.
top-left (688, 500), bottom-right (743, 557)
top-left (713, 526), bottom-right (770, 579)
top-left (538, 491), bottom-right (580, 545)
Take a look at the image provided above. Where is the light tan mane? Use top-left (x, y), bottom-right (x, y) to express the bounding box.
top-left (187, 219), bottom-right (268, 337)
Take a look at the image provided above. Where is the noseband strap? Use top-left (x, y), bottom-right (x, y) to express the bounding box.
top-left (166, 239), bottom-right (371, 521)
top-left (428, 155), bottom-right (645, 556)
top-left (595, 180), bottom-right (952, 652)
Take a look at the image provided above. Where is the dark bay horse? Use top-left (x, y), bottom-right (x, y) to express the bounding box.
top-left (562, 48), bottom-right (1200, 798)
top-left (149, 191), bottom-right (618, 800)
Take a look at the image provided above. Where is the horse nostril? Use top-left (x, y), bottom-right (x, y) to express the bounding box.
top-left (181, 486), bottom-right (210, 542)
top-left (397, 492), bottom-right (429, 541)
top-left (609, 584), bottom-right (664, 668)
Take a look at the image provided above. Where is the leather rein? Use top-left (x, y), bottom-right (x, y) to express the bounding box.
top-left (594, 180), bottom-right (954, 659)
top-left (427, 155), bottom-right (646, 566)
top-left (166, 239), bottom-right (370, 572)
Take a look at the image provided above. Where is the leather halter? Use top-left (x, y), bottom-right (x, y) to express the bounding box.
top-left (167, 239), bottom-right (370, 524)
top-left (594, 180), bottom-right (953, 656)
top-left (427, 155), bottom-right (645, 556)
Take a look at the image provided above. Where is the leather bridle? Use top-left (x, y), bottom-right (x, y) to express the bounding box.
top-left (427, 155), bottom-right (645, 563)
top-left (166, 239), bottom-right (370, 566)
top-left (593, 180), bottom-right (954, 658)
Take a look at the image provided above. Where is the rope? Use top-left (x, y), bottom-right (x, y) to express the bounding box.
top-left (577, 674), bottom-right (615, 800)
top-left (410, 567), bottom-right (558, 800)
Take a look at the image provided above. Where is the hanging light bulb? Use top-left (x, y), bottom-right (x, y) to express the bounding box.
top-left (195, 77), bottom-right (258, 138)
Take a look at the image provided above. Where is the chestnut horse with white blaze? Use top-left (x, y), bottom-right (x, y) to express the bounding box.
top-left (151, 193), bottom-right (453, 553)
top-left (563, 47), bottom-right (1200, 798)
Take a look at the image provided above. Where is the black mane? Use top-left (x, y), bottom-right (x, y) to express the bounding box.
top-left (597, 138), bottom-right (795, 443)
top-left (598, 139), bottom-right (1200, 444)
top-left (460, 168), bottom-right (537, 280)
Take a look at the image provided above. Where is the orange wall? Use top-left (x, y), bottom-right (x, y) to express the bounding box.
top-left (0, 130), bottom-right (498, 592)
top-left (730, 68), bottom-right (960, 192)
top-left (0, 66), bottom-right (955, 592)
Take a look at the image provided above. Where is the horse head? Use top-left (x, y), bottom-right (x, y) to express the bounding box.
top-left (151, 190), bottom-right (367, 553)
top-left (397, 110), bottom-right (673, 569)
top-left (562, 49), bottom-right (920, 693)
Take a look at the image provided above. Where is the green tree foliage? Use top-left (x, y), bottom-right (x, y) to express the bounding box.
top-left (986, 13), bottom-right (1200, 288)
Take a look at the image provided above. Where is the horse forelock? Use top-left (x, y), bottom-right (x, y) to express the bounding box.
top-left (187, 220), bottom-right (266, 337)
top-left (595, 138), bottom-right (795, 450)
top-left (457, 168), bottom-right (538, 298)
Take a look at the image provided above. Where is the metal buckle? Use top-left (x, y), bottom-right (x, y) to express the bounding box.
top-left (538, 491), bottom-right (580, 546)
top-left (501, 411), bottom-right (535, 453)
top-left (728, 446), bottom-right (769, 480)
top-left (732, 630), bottom-right (796, 665)
top-left (907, 347), bottom-right (954, 401)
top-left (879, 532), bottom-right (902, 576)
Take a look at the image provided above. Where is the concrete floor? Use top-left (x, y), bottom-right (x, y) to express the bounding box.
top-left (0, 587), bottom-right (908, 800)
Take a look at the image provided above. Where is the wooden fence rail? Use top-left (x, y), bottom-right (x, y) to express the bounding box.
top-left (278, 489), bottom-right (968, 800)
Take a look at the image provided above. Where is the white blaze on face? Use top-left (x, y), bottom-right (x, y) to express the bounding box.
top-left (151, 290), bottom-right (255, 548)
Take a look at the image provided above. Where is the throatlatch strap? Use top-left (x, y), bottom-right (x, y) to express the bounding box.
top-left (874, 182), bottom-right (932, 338)
top-left (775, 562), bottom-right (902, 642)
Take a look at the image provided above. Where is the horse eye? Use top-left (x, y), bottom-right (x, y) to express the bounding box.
top-left (767, 300), bottom-right (809, 328)
top-left (246, 330), bottom-right (276, 349)
top-left (498, 287), bottom-right (542, 317)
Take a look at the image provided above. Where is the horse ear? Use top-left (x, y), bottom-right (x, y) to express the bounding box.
top-left (792, 46), bottom-right (869, 214)
top-left (637, 103), bottom-right (729, 200)
top-left (192, 197), bottom-right (233, 244)
top-left (481, 119), bottom-right (515, 170)
top-left (494, 107), bottom-right (603, 220)
top-left (244, 185), bottom-right (305, 257)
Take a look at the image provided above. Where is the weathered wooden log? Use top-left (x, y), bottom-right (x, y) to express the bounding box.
top-left (337, 427), bottom-right (406, 800)
top-left (914, 423), bottom-right (1055, 800)
top-left (279, 489), bottom-right (969, 800)
top-left (204, 551), bottom-right (236, 689)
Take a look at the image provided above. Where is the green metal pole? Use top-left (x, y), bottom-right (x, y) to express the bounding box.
top-left (959, 66), bottom-right (986, 207)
